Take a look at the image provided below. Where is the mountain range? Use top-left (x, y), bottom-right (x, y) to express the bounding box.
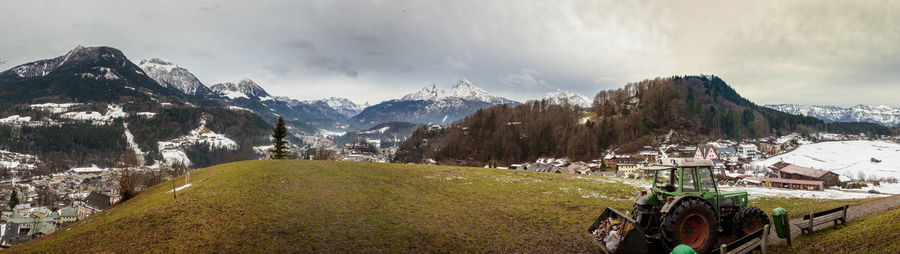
top-left (765, 104), bottom-right (900, 128)
top-left (542, 89), bottom-right (592, 108)
top-left (0, 46), bottom-right (580, 160)
top-left (349, 80), bottom-right (520, 128)
top-left (397, 75), bottom-right (835, 165)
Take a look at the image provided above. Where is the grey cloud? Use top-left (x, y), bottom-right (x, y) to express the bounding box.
top-left (0, 0), bottom-right (898, 105)
top-left (499, 69), bottom-right (552, 90)
top-left (278, 39), bottom-right (359, 78)
top-left (306, 57), bottom-right (358, 78)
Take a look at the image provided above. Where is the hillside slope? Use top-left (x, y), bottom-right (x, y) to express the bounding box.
top-left (397, 75), bottom-right (826, 165)
top-left (11, 160), bottom-right (882, 253)
top-left (11, 160), bottom-right (641, 253)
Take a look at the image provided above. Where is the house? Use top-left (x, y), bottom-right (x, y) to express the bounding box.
top-left (527, 163), bottom-right (552, 173)
top-left (566, 162), bottom-right (591, 175)
top-left (616, 158), bottom-right (648, 173)
top-left (57, 207), bottom-right (77, 226)
top-left (639, 148), bottom-right (659, 162)
top-left (737, 144), bottom-right (759, 159)
top-left (776, 163), bottom-right (841, 187)
top-left (677, 146), bottom-right (698, 157)
top-left (768, 161), bottom-right (791, 172)
top-left (78, 192), bottom-right (111, 219)
top-left (753, 177), bottom-right (825, 191)
top-left (603, 154), bottom-right (617, 169)
top-left (715, 147), bottom-right (739, 162)
top-left (758, 143), bottom-right (780, 155)
top-left (693, 146), bottom-right (719, 161)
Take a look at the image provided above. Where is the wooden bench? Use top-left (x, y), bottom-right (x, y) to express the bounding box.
top-left (793, 205), bottom-right (848, 235)
top-left (713, 225), bottom-right (769, 254)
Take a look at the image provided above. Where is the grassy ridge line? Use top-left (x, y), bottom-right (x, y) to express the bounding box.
top-left (9, 160), bottom-right (884, 253)
top-left (11, 161), bottom-right (641, 253)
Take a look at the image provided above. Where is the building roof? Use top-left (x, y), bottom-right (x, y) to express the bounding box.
top-left (716, 147), bottom-right (738, 155)
top-left (754, 177), bottom-right (824, 186)
top-left (58, 207), bottom-right (77, 217)
top-left (84, 192), bottom-right (111, 211)
top-left (779, 164), bottom-right (833, 178)
top-left (769, 161), bottom-right (792, 170)
top-left (616, 158), bottom-right (646, 164)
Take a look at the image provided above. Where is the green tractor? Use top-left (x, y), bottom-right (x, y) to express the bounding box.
top-left (589, 160), bottom-right (769, 253)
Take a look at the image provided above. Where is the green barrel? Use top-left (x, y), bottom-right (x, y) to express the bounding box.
top-left (772, 207), bottom-right (788, 239)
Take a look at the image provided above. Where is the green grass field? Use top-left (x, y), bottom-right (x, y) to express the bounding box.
top-left (770, 207), bottom-right (900, 253)
top-left (7, 160), bottom-right (885, 253)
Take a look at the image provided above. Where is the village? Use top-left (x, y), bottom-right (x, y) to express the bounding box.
top-left (0, 161), bottom-right (185, 248)
top-left (480, 132), bottom-right (900, 194)
top-left (0, 129), bottom-right (897, 248)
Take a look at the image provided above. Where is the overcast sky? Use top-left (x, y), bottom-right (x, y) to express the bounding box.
top-left (1, 0), bottom-right (898, 106)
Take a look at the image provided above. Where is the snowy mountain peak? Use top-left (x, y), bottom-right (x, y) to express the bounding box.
top-left (139, 58), bottom-right (176, 70)
top-left (1, 45), bottom-right (132, 79)
top-left (401, 83), bottom-right (445, 101)
top-left (210, 78), bottom-right (271, 100)
top-left (765, 104), bottom-right (900, 127)
top-left (139, 58), bottom-right (210, 95)
top-left (310, 97), bottom-right (367, 118)
top-left (449, 79), bottom-right (491, 100)
top-left (543, 89), bottom-right (592, 108)
top-left (400, 80), bottom-right (515, 104)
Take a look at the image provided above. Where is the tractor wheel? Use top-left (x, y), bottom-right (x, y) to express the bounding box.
top-left (733, 206), bottom-right (770, 237)
top-left (661, 199), bottom-right (717, 253)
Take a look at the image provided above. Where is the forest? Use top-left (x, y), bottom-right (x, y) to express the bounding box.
top-left (0, 105), bottom-right (272, 172)
top-left (397, 75), bottom-right (851, 166)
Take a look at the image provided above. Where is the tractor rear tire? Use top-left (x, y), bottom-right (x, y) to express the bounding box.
top-left (661, 199), bottom-right (717, 253)
top-left (733, 206), bottom-right (770, 238)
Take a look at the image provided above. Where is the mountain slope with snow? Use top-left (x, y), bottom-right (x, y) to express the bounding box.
top-left (210, 78), bottom-right (272, 101)
top-left (0, 45), bottom-right (184, 104)
top-left (351, 80), bottom-right (518, 128)
top-left (305, 97), bottom-right (368, 119)
top-left (754, 140), bottom-right (900, 181)
top-left (139, 58), bottom-right (212, 96)
top-left (542, 89), bottom-right (591, 108)
top-left (765, 104), bottom-right (900, 127)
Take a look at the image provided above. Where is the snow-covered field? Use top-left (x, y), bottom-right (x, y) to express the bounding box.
top-left (754, 140), bottom-right (900, 181)
top-left (719, 185), bottom-right (887, 200)
top-left (0, 150), bottom-right (41, 170)
top-left (29, 103), bottom-right (82, 113)
top-left (157, 119), bottom-right (238, 166)
top-left (60, 104), bottom-right (128, 124)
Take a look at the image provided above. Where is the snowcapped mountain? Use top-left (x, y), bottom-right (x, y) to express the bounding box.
top-left (351, 79), bottom-right (518, 128)
top-left (138, 58), bottom-right (212, 96)
top-left (306, 97), bottom-right (368, 118)
top-left (402, 83), bottom-right (444, 101)
top-left (0, 45), bottom-right (133, 80)
top-left (400, 79), bottom-right (515, 104)
top-left (543, 89), bottom-right (592, 108)
top-left (0, 45), bottom-right (183, 104)
top-left (210, 78), bottom-right (273, 101)
top-left (765, 104), bottom-right (900, 127)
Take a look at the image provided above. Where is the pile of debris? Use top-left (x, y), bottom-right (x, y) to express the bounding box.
top-left (590, 217), bottom-right (624, 252)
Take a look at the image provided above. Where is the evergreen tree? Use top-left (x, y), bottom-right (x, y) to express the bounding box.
top-left (8, 189), bottom-right (18, 209)
top-left (270, 116), bottom-right (289, 159)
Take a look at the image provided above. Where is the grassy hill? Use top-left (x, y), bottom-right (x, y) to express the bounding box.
top-left (8, 160), bottom-right (883, 253)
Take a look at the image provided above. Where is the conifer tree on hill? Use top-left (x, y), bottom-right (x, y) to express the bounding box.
top-left (270, 116), bottom-right (289, 159)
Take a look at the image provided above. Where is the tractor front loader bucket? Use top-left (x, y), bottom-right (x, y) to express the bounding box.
top-left (588, 207), bottom-right (649, 254)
